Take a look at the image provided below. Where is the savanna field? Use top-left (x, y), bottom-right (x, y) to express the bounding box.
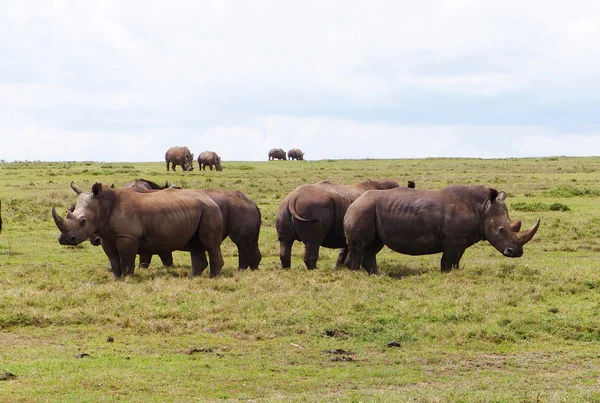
top-left (1, 157), bottom-right (600, 402)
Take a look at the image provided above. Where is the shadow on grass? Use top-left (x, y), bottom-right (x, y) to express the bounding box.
top-left (384, 264), bottom-right (426, 280)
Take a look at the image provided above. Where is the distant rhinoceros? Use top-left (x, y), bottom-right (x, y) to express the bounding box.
top-left (165, 146), bottom-right (194, 171)
top-left (344, 185), bottom-right (541, 274)
top-left (275, 179), bottom-right (404, 270)
top-left (287, 149), bottom-right (304, 161)
top-left (268, 148), bottom-right (287, 161)
top-left (53, 182), bottom-right (224, 278)
top-left (198, 151), bottom-right (223, 171)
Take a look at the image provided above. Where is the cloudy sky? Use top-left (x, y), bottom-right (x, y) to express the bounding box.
top-left (1, 1), bottom-right (600, 162)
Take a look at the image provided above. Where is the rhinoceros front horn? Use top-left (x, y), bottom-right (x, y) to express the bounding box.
top-left (70, 181), bottom-right (84, 195)
top-left (516, 219), bottom-right (541, 246)
top-left (52, 206), bottom-right (67, 231)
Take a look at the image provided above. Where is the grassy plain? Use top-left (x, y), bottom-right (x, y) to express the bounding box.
top-left (1, 157), bottom-right (600, 402)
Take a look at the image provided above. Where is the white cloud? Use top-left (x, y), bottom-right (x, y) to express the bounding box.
top-left (0, 1), bottom-right (599, 161)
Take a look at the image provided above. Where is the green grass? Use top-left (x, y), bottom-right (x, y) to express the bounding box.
top-left (1, 157), bottom-right (600, 401)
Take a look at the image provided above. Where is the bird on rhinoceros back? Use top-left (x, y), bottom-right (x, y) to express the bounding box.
top-left (275, 179), bottom-right (414, 270)
top-left (344, 184), bottom-right (540, 274)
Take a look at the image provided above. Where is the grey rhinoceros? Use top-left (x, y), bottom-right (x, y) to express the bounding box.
top-left (268, 148), bottom-right (287, 161)
top-left (287, 149), bottom-right (304, 161)
top-left (344, 185), bottom-right (540, 274)
top-left (275, 179), bottom-right (406, 270)
top-left (165, 146), bottom-right (194, 171)
top-left (102, 179), bottom-right (262, 271)
top-left (198, 151), bottom-right (223, 171)
top-left (53, 182), bottom-right (224, 278)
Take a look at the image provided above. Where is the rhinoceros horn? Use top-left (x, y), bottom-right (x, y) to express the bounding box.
top-left (516, 219), bottom-right (540, 246)
top-left (52, 206), bottom-right (67, 232)
top-left (509, 220), bottom-right (522, 232)
top-left (71, 181), bottom-right (83, 195)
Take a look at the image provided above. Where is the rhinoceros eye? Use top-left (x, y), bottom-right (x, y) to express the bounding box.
top-left (79, 218), bottom-right (87, 228)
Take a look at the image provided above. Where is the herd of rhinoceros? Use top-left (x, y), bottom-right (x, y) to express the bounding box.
top-left (47, 158), bottom-right (541, 278)
top-left (164, 146), bottom-right (306, 173)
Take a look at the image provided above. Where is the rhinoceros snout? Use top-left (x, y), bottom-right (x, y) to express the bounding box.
top-left (58, 234), bottom-right (79, 246)
top-left (503, 246), bottom-right (523, 258)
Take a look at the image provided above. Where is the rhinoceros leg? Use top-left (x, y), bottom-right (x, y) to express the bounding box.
top-left (279, 239), bottom-right (293, 269)
top-left (345, 245), bottom-right (363, 271)
top-left (159, 253), bottom-right (174, 267)
top-left (190, 247), bottom-right (209, 276)
top-left (335, 248), bottom-right (348, 268)
top-left (139, 254), bottom-right (152, 268)
top-left (207, 246), bottom-right (224, 277)
top-left (101, 239), bottom-right (123, 278)
top-left (303, 242), bottom-right (321, 270)
top-left (249, 243), bottom-right (262, 270)
top-left (361, 242), bottom-right (384, 275)
top-left (116, 238), bottom-right (138, 276)
top-left (440, 242), bottom-right (467, 272)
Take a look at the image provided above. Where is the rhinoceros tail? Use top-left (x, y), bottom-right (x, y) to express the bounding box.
top-left (288, 199), bottom-right (316, 222)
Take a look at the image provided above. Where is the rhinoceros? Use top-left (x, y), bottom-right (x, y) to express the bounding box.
top-left (124, 178), bottom-right (171, 190)
top-left (52, 182), bottom-right (224, 278)
top-left (268, 148), bottom-right (287, 161)
top-left (287, 149), bottom-right (304, 160)
top-left (344, 185), bottom-right (540, 274)
top-left (198, 151), bottom-right (223, 171)
top-left (111, 179), bottom-right (262, 271)
top-left (165, 146), bottom-right (194, 171)
top-left (275, 179), bottom-right (404, 270)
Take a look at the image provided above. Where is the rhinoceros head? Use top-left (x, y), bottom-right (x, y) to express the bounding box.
top-left (52, 182), bottom-right (104, 246)
top-left (482, 189), bottom-right (540, 258)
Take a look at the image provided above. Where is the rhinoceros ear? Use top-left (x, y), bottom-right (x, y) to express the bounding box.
top-left (92, 183), bottom-right (103, 197)
top-left (489, 188), bottom-right (499, 201)
top-left (497, 191), bottom-right (507, 201)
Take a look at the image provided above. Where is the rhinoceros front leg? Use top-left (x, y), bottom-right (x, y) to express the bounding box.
top-left (116, 238), bottom-right (138, 276)
top-left (101, 239), bottom-right (123, 278)
top-left (441, 241), bottom-right (467, 272)
top-left (159, 253), bottom-right (173, 267)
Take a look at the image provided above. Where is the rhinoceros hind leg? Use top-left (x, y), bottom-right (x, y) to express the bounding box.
top-left (190, 248), bottom-right (208, 276)
top-left (345, 246), bottom-right (363, 271)
top-left (361, 242), bottom-right (384, 275)
top-left (139, 254), bottom-right (152, 268)
top-left (279, 240), bottom-right (293, 269)
top-left (159, 253), bottom-right (174, 267)
top-left (249, 244), bottom-right (262, 270)
top-left (334, 248), bottom-right (348, 268)
top-left (206, 246), bottom-right (224, 278)
top-left (303, 243), bottom-right (320, 270)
